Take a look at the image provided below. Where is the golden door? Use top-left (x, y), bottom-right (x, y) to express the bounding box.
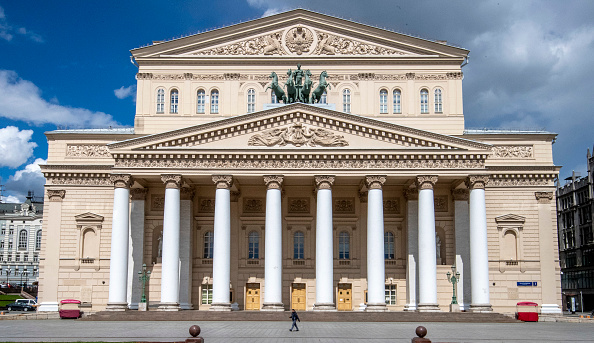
top-left (291, 283), bottom-right (306, 311)
top-left (245, 283), bottom-right (260, 311)
top-left (337, 284), bottom-right (352, 311)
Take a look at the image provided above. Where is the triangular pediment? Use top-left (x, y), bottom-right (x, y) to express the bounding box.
top-left (109, 104), bottom-right (490, 154)
top-left (132, 9), bottom-right (468, 60)
top-left (75, 212), bottom-right (104, 222)
top-left (495, 214), bottom-right (526, 224)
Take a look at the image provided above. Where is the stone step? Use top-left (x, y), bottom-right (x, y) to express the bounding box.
top-left (81, 310), bottom-right (519, 323)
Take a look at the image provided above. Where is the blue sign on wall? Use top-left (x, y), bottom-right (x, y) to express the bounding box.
top-left (517, 282), bottom-right (537, 286)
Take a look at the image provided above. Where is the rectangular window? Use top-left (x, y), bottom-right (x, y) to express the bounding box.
top-left (7, 254), bottom-right (11, 262)
top-left (24, 254), bottom-right (28, 262)
top-left (15, 254), bottom-right (20, 262)
top-left (34, 253), bottom-right (39, 262)
top-left (201, 284), bottom-right (213, 304)
top-left (385, 285), bottom-right (397, 305)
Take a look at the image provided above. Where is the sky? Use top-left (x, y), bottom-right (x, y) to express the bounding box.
top-left (0, 0), bottom-right (593, 203)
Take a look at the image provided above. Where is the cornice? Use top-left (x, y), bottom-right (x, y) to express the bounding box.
top-left (488, 173), bottom-right (556, 187)
top-left (45, 172), bottom-right (112, 187)
top-left (42, 165), bottom-right (113, 171)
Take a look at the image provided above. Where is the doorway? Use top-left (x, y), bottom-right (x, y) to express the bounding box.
top-left (291, 283), bottom-right (306, 311)
top-left (337, 283), bottom-right (352, 311)
top-left (245, 283), bottom-right (260, 311)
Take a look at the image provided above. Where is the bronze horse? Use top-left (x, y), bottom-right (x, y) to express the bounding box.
top-left (265, 71), bottom-right (287, 103)
top-left (311, 71), bottom-right (330, 103)
top-left (302, 70), bottom-right (313, 103)
top-left (285, 69), bottom-right (296, 103)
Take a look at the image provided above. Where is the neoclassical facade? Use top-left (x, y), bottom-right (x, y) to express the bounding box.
top-left (38, 10), bottom-right (562, 314)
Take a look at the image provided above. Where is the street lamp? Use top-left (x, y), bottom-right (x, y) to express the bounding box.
top-left (138, 264), bottom-right (151, 304)
top-left (446, 264), bottom-right (460, 305)
top-left (5, 268), bottom-right (11, 286)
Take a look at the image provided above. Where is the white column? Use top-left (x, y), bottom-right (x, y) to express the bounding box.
top-left (179, 187), bottom-right (195, 310)
top-left (536, 191), bottom-right (562, 314)
top-left (159, 175), bottom-right (182, 311)
top-left (404, 188), bottom-right (418, 311)
top-left (453, 188), bottom-right (470, 311)
top-left (417, 175), bottom-right (440, 312)
top-left (262, 175), bottom-right (284, 311)
top-left (366, 176), bottom-right (388, 312)
top-left (467, 175), bottom-right (492, 312)
top-left (107, 174), bottom-right (132, 311)
top-left (128, 188), bottom-right (147, 310)
top-left (314, 175), bottom-right (336, 311)
top-left (211, 175), bottom-right (233, 311)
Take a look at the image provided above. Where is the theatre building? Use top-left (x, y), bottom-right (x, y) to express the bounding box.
top-left (37, 9), bottom-right (562, 314)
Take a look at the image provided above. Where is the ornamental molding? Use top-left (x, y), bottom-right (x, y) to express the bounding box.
top-left (535, 191), bottom-right (553, 204)
top-left (491, 145), bottom-right (533, 159)
top-left (110, 174), bottom-right (132, 189)
top-left (434, 196), bottom-right (448, 212)
top-left (383, 198), bottom-right (400, 214)
top-left (114, 155), bottom-right (486, 170)
top-left (488, 174), bottom-right (555, 187)
top-left (193, 31), bottom-right (288, 56)
top-left (288, 198), bottom-right (310, 213)
top-left (466, 175), bottom-right (489, 190)
top-left (452, 188), bottom-right (469, 201)
top-left (108, 104), bottom-right (491, 151)
top-left (47, 189), bottom-right (66, 201)
top-left (44, 173), bottom-right (112, 186)
top-left (365, 175), bottom-right (386, 190)
top-left (416, 175), bottom-right (438, 190)
top-left (66, 144), bottom-right (111, 158)
top-left (212, 175), bottom-right (233, 189)
top-left (161, 174), bottom-right (182, 189)
top-left (243, 198), bottom-right (264, 213)
top-left (248, 123), bottom-right (348, 147)
top-left (334, 198), bottom-right (355, 214)
top-left (285, 26), bottom-right (314, 55)
top-left (130, 188), bottom-right (148, 200)
top-left (263, 175), bottom-right (284, 190)
top-left (315, 175), bottom-right (335, 190)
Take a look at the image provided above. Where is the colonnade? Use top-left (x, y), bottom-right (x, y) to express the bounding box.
top-left (105, 173), bottom-right (492, 312)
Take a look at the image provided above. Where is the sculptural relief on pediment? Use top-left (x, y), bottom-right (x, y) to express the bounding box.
top-left (188, 25), bottom-right (411, 57)
top-left (248, 123), bottom-right (349, 147)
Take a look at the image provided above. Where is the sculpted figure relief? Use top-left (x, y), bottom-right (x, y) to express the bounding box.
top-left (248, 123), bottom-right (348, 147)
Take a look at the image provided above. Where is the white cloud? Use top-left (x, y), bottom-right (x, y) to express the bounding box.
top-left (4, 158), bottom-right (46, 202)
top-left (0, 126), bottom-right (37, 168)
top-left (0, 70), bottom-right (119, 128)
top-left (3, 195), bottom-right (21, 203)
top-left (0, 5), bottom-right (43, 43)
top-left (114, 85), bottom-right (137, 100)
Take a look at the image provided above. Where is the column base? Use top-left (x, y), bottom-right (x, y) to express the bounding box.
top-left (180, 302), bottom-right (194, 310)
top-left (469, 304), bottom-right (493, 312)
top-left (403, 304), bottom-right (417, 311)
top-left (417, 303), bottom-right (440, 312)
top-left (37, 302), bottom-right (59, 312)
top-left (209, 303), bottom-right (232, 311)
top-left (313, 303), bottom-right (336, 311)
top-left (105, 302), bottom-right (129, 311)
top-left (261, 303), bottom-right (285, 311)
top-left (365, 303), bottom-right (389, 312)
top-left (540, 304), bottom-right (562, 314)
top-left (158, 302), bottom-right (181, 311)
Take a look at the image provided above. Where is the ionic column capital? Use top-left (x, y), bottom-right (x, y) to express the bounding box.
top-left (452, 188), bottom-right (469, 201)
top-left (130, 188), bottom-right (148, 201)
top-left (416, 175), bottom-right (438, 190)
top-left (47, 189), bottom-right (66, 202)
top-left (535, 191), bottom-right (553, 204)
top-left (161, 174), bottom-right (182, 189)
top-left (315, 175), bottom-right (335, 190)
top-left (110, 174), bottom-right (132, 189)
top-left (212, 175), bottom-right (233, 189)
top-left (181, 187), bottom-right (195, 201)
top-left (466, 175), bottom-right (489, 190)
top-left (404, 188), bottom-right (418, 201)
top-left (264, 175), bottom-right (284, 190)
top-left (366, 175), bottom-right (387, 190)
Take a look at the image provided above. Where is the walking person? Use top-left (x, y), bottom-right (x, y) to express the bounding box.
top-left (289, 309), bottom-right (300, 331)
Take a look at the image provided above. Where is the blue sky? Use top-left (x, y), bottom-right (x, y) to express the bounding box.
top-left (1, 0), bottom-right (593, 202)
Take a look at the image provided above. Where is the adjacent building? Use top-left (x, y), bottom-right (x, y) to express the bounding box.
top-left (557, 148), bottom-right (594, 312)
top-left (37, 9), bottom-right (562, 314)
top-left (0, 192), bottom-right (43, 287)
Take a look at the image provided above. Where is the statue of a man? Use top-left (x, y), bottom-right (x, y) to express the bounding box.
top-left (294, 63), bottom-right (304, 86)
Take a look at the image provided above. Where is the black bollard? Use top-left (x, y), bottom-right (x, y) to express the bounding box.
top-left (411, 326), bottom-right (431, 343)
top-left (186, 325), bottom-right (204, 343)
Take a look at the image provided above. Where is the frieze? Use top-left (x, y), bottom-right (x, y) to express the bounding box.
top-left (434, 196), bottom-right (448, 212)
top-left (193, 32), bottom-right (287, 56)
top-left (288, 198), bottom-right (310, 213)
top-left (491, 145), bottom-right (534, 159)
top-left (248, 123), bottom-right (349, 147)
top-left (313, 32), bottom-right (405, 56)
top-left (334, 198), bottom-right (355, 214)
top-left (243, 198), bottom-right (264, 213)
top-left (489, 176), bottom-right (553, 187)
top-left (45, 173), bottom-right (111, 186)
top-left (66, 144), bottom-right (111, 158)
top-left (151, 195), bottom-right (165, 211)
top-left (197, 198), bottom-right (215, 213)
top-left (383, 198), bottom-right (400, 214)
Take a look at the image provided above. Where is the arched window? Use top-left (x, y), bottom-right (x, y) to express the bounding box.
top-left (203, 231), bottom-right (213, 259)
top-left (18, 230), bottom-right (27, 249)
top-left (248, 231), bottom-right (259, 259)
top-left (170, 89), bottom-right (179, 113)
top-left (271, 92), bottom-right (278, 104)
top-left (393, 89), bottom-right (401, 114)
top-left (342, 89), bottom-right (351, 113)
top-left (379, 89), bottom-right (388, 114)
top-left (35, 230), bottom-right (42, 250)
top-left (434, 88), bottom-right (442, 113)
top-left (294, 232), bottom-right (304, 259)
top-left (321, 90), bottom-right (327, 104)
top-left (247, 88), bottom-right (256, 113)
top-left (156, 88), bottom-right (165, 113)
top-left (338, 231), bottom-right (350, 260)
top-left (384, 232), bottom-right (395, 260)
top-left (420, 89), bottom-right (429, 114)
top-left (196, 89), bottom-right (205, 113)
top-left (210, 90), bottom-right (219, 114)
top-left (503, 231), bottom-right (518, 261)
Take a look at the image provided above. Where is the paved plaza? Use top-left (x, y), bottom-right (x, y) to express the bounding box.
top-left (0, 320), bottom-right (593, 342)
